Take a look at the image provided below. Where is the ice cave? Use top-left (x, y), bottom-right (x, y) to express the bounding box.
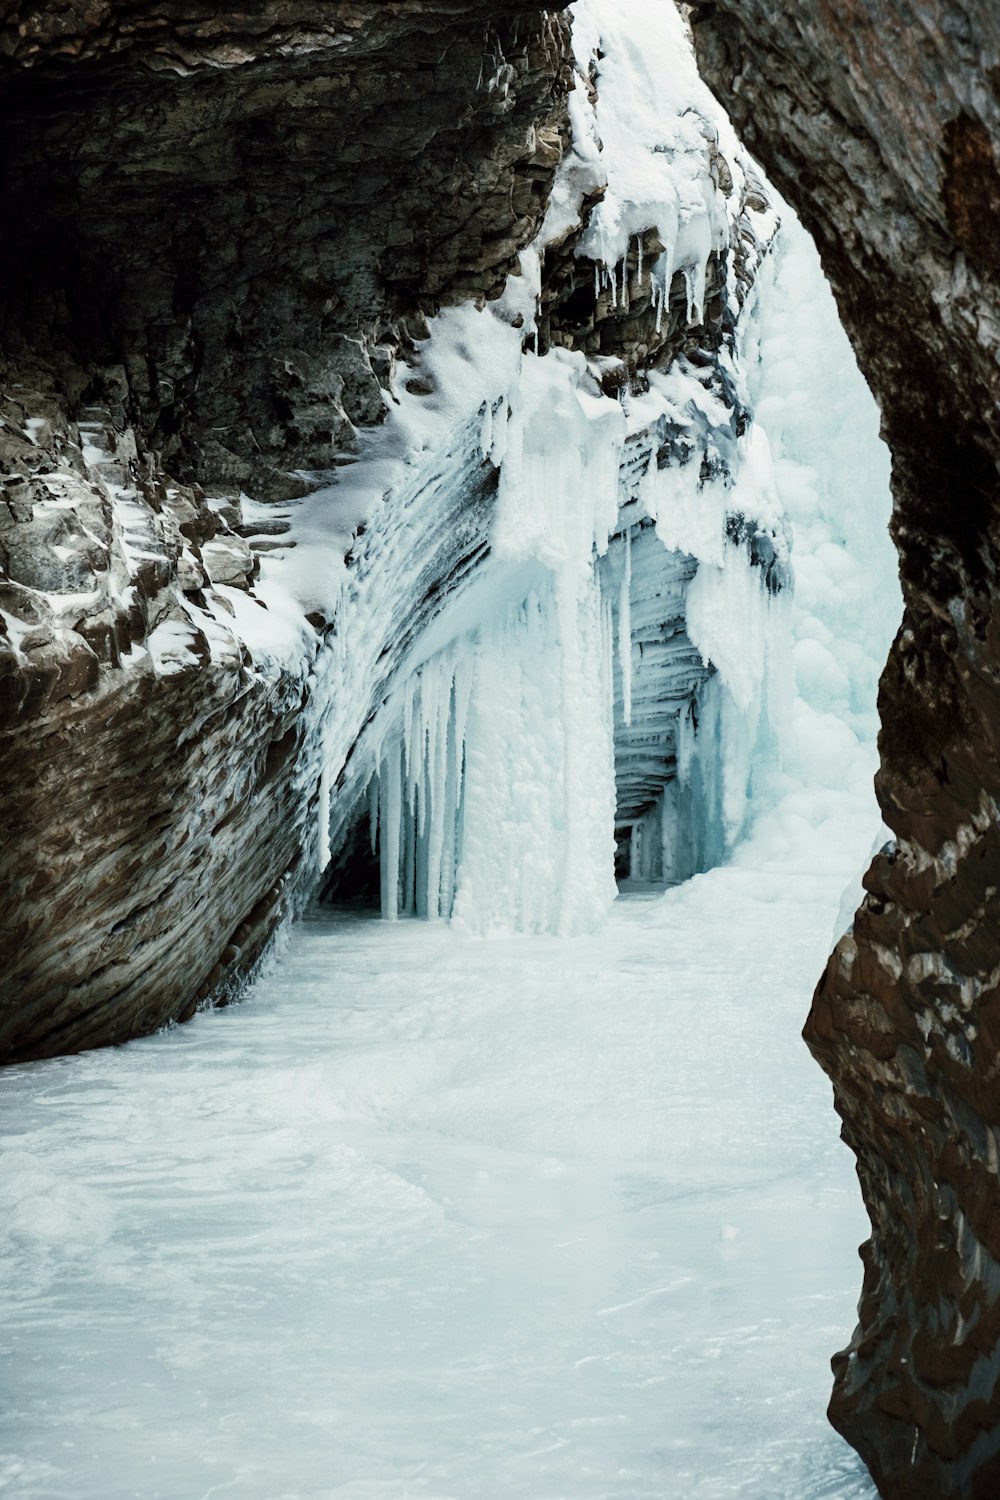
top-left (3, 0), bottom-right (999, 1497)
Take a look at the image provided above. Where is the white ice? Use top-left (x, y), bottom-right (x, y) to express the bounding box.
top-left (0, 854), bottom-right (877, 1500)
top-left (340, 0), bottom-right (789, 934)
top-left (0, 704), bottom-right (887, 1498)
top-left (218, 0), bottom-right (783, 944)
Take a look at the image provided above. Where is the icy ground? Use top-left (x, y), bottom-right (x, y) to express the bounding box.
top-left (2, 848), bottom-right (878, 1500)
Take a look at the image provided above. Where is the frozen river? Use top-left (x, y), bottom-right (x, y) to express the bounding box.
top-left (2, 819), bottom-right (878, 1499)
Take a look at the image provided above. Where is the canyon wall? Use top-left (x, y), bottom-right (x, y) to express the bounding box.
top-left (0, 0), bottom-right (574, 1060)
top-left (0, 1), bottom-right (574, 494)
top-left (8, 0), bottom-right (1000, 1490)
top-left (690, 3), bottom-right (1000, 1495)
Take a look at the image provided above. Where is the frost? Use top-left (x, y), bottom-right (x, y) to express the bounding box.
top-left (569, 0), bottom-right (740, 313)
top-left (208, 1), bottom-right (892, 946)
top-left (297, 0), bottom-right (787, 928)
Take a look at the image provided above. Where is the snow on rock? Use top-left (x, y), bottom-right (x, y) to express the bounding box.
top-left (2, 0), bottom-right (793, 995)
top-left (570, 0), bottom-right (735, 322)
top-left (1, 0), bottom-right (793, 1060)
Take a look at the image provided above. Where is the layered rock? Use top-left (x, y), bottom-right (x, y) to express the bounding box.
top-left (0, 2), bottom-right (573, 495)
top-left (690, 4), bottom-right (1000, 1494)
top-left (0, 375), bottom-right (319, 1060)
top-left (0, 0), bottom-right (575, 1061)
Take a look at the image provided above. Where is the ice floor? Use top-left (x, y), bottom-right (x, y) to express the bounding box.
top-left (2, 804), bottom-right (879, 1500)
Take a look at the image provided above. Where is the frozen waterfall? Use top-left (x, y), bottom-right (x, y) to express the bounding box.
top-left (309, 1), bottom-right (789, 932)
top-left (323, 356), bottom-right (790, 932)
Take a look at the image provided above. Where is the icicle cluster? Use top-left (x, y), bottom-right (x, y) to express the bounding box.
top-left (363, 350), bottom-right (624, 936)
top-left (368, 644), bottom-right (472, 923)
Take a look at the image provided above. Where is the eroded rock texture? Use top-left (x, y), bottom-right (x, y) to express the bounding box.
top-left (691, 4), bottom-right (1000, 1494)
top-left (0, 1), bottom-right (573, 495)
top-left (0, 374), bottom-right (320, 1060)
top-left (0, 0), bottom-right (574, 1061)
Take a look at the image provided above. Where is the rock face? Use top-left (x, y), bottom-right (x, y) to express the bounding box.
top-left (0, 0), bottom-right (574, 1061)
top-left (0, 379), bottom-right (319, 1060)
top-left (0, 1), bottom-right (573, 496)
top-left (690, 4), bottom-right (1000, 1495)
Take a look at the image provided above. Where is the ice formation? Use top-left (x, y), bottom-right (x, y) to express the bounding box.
top-left (0, 7), bottom-right (906, 1493)
top-left (237, 0), bottom-right (792, 934)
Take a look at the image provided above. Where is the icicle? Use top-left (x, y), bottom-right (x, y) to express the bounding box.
top-left (618, 524), bottom-right (633, 727)
top-left (681, 256), bottom-right (708, 327)
top-left (317, 764), bottom-right (331, 872)
top-left (379, 740), bottom-right (402, 921)
top-left (402, 674), bottom-right (416, 795)
top-left (439, 678), bottom-right (459, 918)
top-left (692, 258), bottom-right (708, 327)
top-left (424, 661), bottom-right (450, 920)
top-left (416, 713), bottom-right (429, 839)
top-left (401, 780), bottom-right (417, 915)
top-left (655, 247), bottom-right (674, 335)
top-left (369, 775), bottom-right (379, 857)
top-left (414, 773), bottom-right (429, 918)
top-left (636, 232), bottom-right (644, 285)
top-left (452, 651), bottom-right (474, 778)
top-left (594, 261), bottom-right (601, 303)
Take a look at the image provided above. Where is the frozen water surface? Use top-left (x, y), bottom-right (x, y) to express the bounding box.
top-left (2, 858), bottom-right (877, 1500)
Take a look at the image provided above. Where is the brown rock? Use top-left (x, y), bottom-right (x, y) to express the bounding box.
top-left (691, 3), bottom-right (1000, 1494)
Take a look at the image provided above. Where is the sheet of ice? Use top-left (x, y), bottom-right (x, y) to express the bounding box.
top-left (742, 210), bottom-right (901, 862)
top-left (0, 834), bottom-right (877, 1500)
top-left (319, 0), bottom-right (788, 932)
top-left (364, 561), bottom-right (617, 937)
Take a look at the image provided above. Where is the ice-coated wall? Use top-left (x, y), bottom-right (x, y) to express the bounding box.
top-left (312, 1), bottom-right (793, 931)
